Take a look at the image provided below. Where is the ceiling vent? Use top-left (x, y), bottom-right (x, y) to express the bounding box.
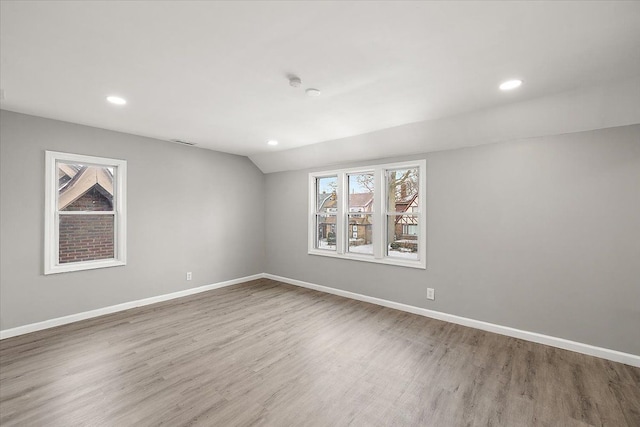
top-left (170, 139), bottom-right (197, 146)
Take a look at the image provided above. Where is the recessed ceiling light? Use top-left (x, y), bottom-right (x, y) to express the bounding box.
top-left (267, 140), bottom-right (279, 146)
top-left (499, 79), bottom-right (523, 91)
top-left (106, 96), bottom-right (127, 105)
top-left (305, 88), bottom-right (321, 97)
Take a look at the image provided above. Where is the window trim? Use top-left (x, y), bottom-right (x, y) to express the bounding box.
top-left (308, 159), bottom-right (426, 269)
top-left (44, 151), bottom-right (127, 275)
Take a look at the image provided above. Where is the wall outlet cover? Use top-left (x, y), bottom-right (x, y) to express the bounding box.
top-left (427, 288), bottom-right (435, 300)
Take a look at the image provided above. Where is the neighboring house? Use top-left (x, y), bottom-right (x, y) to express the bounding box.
top-left (58, 165), bottom-right (114, 263)
top-left (393, 192), bottom-right (419, 240)
top-left (347, 192), bottom-right (373, 245)
top-left (317, 187), bottom-right (417, 249)
top-left (317, 191), bottom-right (374, 245)
top-left (390, 190), bottom-right (419, 253)
top-left (317, 191), bottom-right (337, 243)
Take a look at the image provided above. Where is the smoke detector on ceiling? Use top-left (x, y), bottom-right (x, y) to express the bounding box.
top-left (287, 75), bottom-right (321, 96)
top-left (289, 76), bottom-right (302, 87)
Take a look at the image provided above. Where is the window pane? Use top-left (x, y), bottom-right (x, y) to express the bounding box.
top-left (316, 214), bottom-right (336, 250)
top-left (59, 214), bottom-right (115, 263)
top-left (387, 214), bottom-right (419, 260)
top-left (316, 176), bottom-right (337, 212)
top-left (386, 167), bottom-right (419, 213)
top-left (348, 173), bottom-right (374, 211)
top-left (347, 214), bottom-right (373, 255)
top-left (58, 163), bottom-right (115, 211)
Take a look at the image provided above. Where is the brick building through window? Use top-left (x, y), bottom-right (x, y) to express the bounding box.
top-left (57, 165), bottom-right (115, 264)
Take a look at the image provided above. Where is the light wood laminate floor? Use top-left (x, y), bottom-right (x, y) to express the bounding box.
top-left (1, 278), bottom-right (639, 426)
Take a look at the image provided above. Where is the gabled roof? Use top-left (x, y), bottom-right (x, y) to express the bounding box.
top-left (393, 194), bottom-right (419, 223)
top-left (319, 192), bottom-right (374, 212)
top-left (318, 192), bottom-right (334, 211)
top-left (349, 193), bottom-right (373, 208)
top-left (318, 193), bottom-right (336, 211)
top-left (59, 166), bottom-right (113, 210)
top-left (58, 163), bottom-right (80, 180)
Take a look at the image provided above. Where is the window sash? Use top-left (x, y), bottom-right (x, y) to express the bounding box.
top-left (56, 160), bottom-right (117, 212)
top-left (315, 175), bottom-right (337, 213)
top-left (57, 211), bottom-right (116, 215)
top-left (347, 172), bottom-right (375, 212)
top-left (315, 213), bottom-right (337, 251)
top-left (57, 213), bottom-right (118, 264)
top-left (347, 213), bottom-right (373, 256)
top-left (386, 214), bottom-right (420, 259)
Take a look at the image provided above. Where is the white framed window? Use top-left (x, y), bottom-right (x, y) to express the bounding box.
top-left (44, 151), bottom-right (127, 275)
top-left (312, 175), bottom-right (338, 251)
top-left (308, 160), bottom-right (426, 269)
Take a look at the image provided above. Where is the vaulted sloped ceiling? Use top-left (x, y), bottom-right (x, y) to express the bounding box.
top-left (1, 1), bottom-right (639, 172)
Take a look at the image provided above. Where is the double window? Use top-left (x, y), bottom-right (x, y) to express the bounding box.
top-left (45, 151), bottom-right (127, 274)
top-left (309, 160), bottom-right (426, 269)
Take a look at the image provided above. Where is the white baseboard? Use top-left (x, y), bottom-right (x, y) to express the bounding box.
top-left (3, 272), bottom-right (638, 368)
top-left (263, 273), bottom-right (640, 368)
top-left (0, 274), bottom-right (264, 340)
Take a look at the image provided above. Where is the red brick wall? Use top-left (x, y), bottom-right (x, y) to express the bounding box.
top-left (59, 215), bottom-right (114, 263)
top-left (58, 188), bottom-right (114, 263)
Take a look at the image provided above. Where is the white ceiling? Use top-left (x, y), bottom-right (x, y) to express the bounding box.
top-left (1, 1), bottom-right (639, 157)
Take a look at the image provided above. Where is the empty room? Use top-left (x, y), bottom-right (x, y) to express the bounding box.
top-left (1, 1), bottom-right (639, 426)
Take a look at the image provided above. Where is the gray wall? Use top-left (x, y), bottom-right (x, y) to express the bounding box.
top-left (2, 109), bottom-right (639, 356)
top-left (0, 110), bottom-right (265, 330)
top-left (265, 125), bottom-right (640, 355)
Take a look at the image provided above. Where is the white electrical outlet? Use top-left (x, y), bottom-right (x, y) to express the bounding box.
top-left (186, 272), bottom-right (192, 280)
top-left (427, 288), bottom-right (435, 300)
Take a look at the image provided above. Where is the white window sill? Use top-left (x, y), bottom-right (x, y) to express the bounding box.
top-left (308, 249), bottom-right (426, 269)
top-left (45, 259), bottom-right (126, 275)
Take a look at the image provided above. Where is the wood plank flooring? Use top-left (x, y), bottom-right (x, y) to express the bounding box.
top-left (1, 278), bottom-right (639, 426)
